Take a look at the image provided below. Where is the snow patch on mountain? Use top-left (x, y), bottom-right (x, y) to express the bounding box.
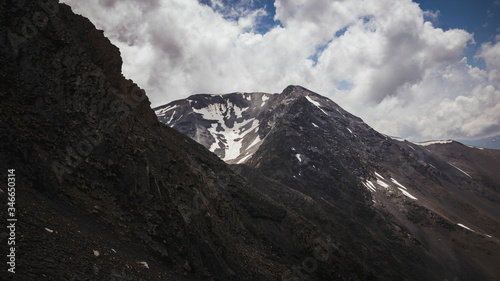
top-left (155, 104), bottom-right (179, 115)
top-left (457, 223), bottom-right (475, 232)
top-left (237, 154), bottom-right (252, 164)
top-left (261, 94), bottom-right (270, 107)
top-left (248, 135), bottom-right (261, 149)
top-left (374, 172), bottom-right (385, 180)
top-left (399, 188), bottom-right (418, 200)
top-left (448, 163), bottom-right (472, 178)
top-left (415, 140), bottom-right (453, 146)
top-left (390, 178), bottom-right (406, 190)
top-left (193, 101), bottom-right (248, 121)
top-left (363, 180), bottom-right (377, 192)
top-left (222, 119), bottom-right (259, 161)
top-left (295, 154), bottom-right (303, 163)
top-left (305, 96), bottom-right (328, 115)
top-left (466, 145), bottom-right (485, 150)
top-left (188, 99), bottom-right (263, 162)
top-left (376, 179), bottom-right (389, 189)
top-left (366, 174), bottom-right (418, 200)
top-left (386, 135), bottom-right (406, 142)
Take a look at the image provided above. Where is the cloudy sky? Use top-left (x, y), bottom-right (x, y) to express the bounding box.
top-left (61, 0), bottom-right (500, 141)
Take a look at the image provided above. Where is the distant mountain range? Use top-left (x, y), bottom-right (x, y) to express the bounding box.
top-left (459, 135), bottom-right (500, 150)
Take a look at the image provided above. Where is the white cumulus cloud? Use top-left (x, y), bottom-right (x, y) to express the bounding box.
top-left (477, 40), bottom-right (500, 83)
top-left (61, 0), bottom-right (500, 141)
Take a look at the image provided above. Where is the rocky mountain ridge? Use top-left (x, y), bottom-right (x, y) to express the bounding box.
top-left (154, 85), bottom-right (362, 164)
top-left (158, 85), bottom-right (500, 280)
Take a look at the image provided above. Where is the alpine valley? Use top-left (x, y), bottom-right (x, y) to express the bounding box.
top-left (1, 1), bottom-right (499, 281)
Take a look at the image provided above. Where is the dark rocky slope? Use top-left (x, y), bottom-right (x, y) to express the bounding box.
top-left (0, 2), bottom-right (373, 280)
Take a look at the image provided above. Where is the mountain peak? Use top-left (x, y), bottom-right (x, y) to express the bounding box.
top-left (155, 86), bottom-right (366, 164)
top-left (281, 85), bottom-right (317, 97)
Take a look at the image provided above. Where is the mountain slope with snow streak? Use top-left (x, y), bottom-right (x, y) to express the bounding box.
top-left (157, 85), bottom-right (500, 280)
top-left (155, 92), bottom-right (272, 163)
